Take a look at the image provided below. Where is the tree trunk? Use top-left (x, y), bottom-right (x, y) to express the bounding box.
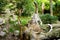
top-left (50, 0), bottom-right (53, 16)
top-left (18, 9), bottom-right (22, 40)
top-left (42, 2), bottom-right (45, 14)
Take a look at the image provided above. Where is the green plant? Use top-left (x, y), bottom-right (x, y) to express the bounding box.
top-left (57, 14), bottom-right (60, 21)
top-left (40, 14), bottom-right (58, 24)
top-left (20, 17), bottom-right (31, 26)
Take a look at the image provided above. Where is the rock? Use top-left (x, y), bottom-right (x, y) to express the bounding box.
top-left (0, 18), bottom-right (3, 25)
top-left (39, 32), bottom-right (48, 39)
top-left (58, 39), bottom-right (60, 40)
top-left (0, 31), bottom-right (6, 37)
top-left (3, 28), bottom-right (7, 31)
top-left (10, 15), bottom-right (18, 21)
top-left (14, 30), bottom-right (19, 36)
top-left (3, 28), bottom-right (8, 32)
top-left (0, 18), bottom-right (5, 25)
top-left (39, 34), bottom-right (47, 39)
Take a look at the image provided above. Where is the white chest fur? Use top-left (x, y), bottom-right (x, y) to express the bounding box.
top-left (31, 13), bottom-right (42, 25)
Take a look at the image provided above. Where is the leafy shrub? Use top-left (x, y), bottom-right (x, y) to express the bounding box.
top-left (20, 19), bottom-right (28, 26)
top-left (20, 17), bottom-right (31, 26)
top-left (40, 14), bottom-right (58, 24)
top-left (57, 14), bottom-right (60, 21)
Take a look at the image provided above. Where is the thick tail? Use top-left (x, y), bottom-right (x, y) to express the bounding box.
top-left (48, 24), bottom-right (53, 32)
